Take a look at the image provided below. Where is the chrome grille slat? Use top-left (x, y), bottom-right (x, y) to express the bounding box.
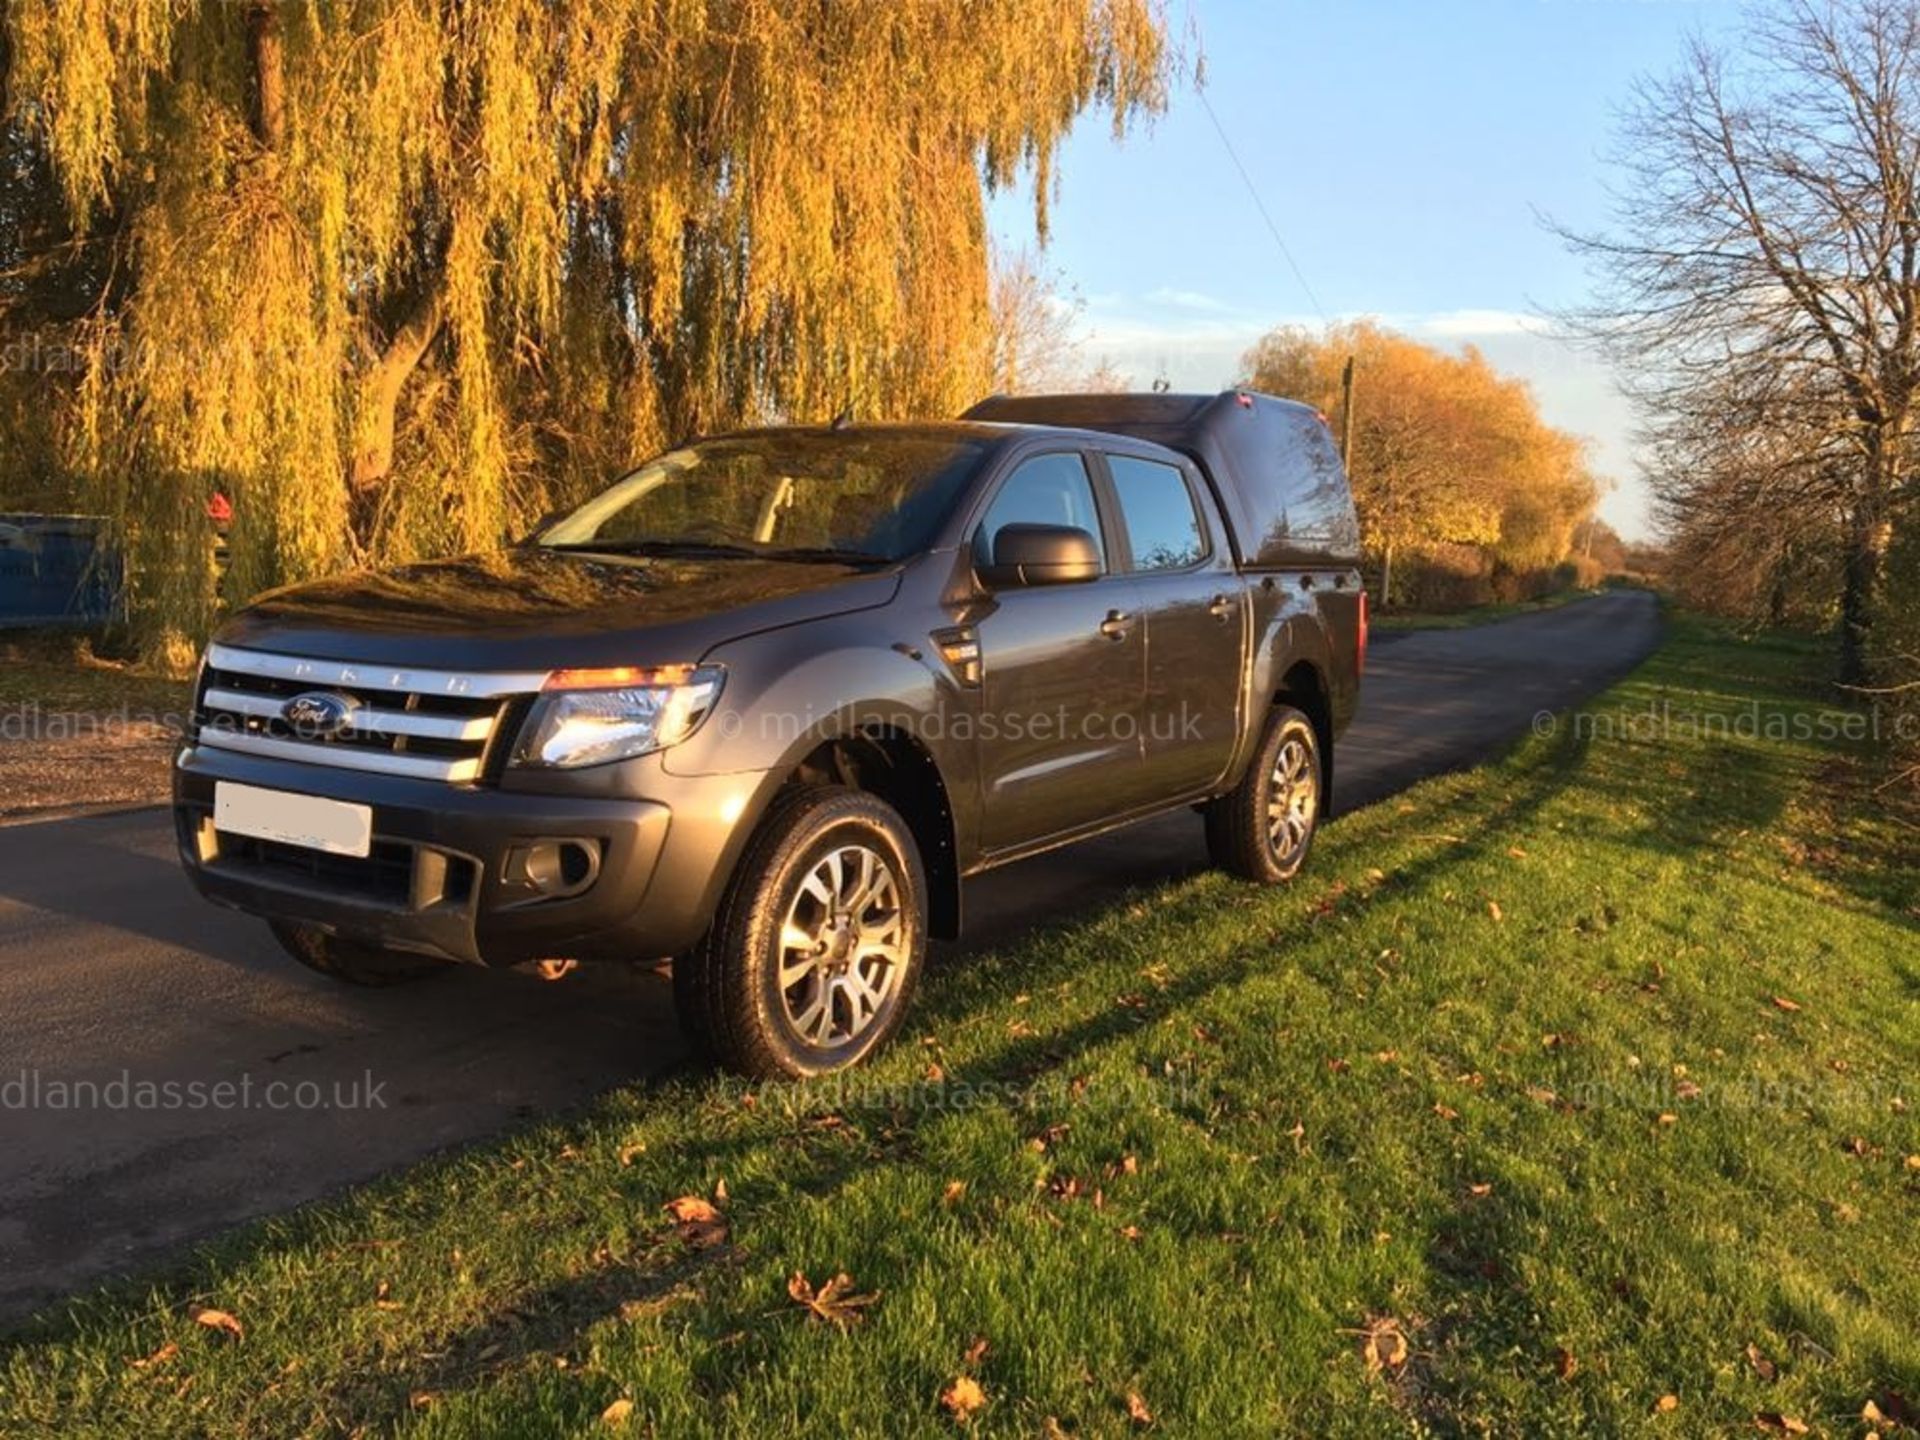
top-left (204, 643), bottom-right (548, 699)
top-left (197, 728), bottom-right (487, 783)
top-left (194, 644), bottom-right (544, 786)
top-left (200, 688), bottom-right (494, 742)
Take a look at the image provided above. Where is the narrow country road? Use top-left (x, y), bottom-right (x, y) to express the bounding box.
top-left (0, 589), bottom-right (1660, 1323)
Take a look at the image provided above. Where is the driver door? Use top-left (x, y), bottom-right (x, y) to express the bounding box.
top-left (970, 451), bottom-right (1144, 852)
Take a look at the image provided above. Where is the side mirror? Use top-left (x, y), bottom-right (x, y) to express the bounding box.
top-left (981, 523), bottom-right (1102, 587)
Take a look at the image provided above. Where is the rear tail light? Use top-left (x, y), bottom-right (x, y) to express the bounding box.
top-left (1357, 588), bottom-right (1369, 675)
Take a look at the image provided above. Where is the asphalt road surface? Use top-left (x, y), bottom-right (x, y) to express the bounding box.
top-left (0, 589), bottom-right (1660, 1323)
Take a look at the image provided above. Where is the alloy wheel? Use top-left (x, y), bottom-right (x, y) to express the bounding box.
top-left (1266, 733), bottom-right (1318, 864)
top-left (777, 842), bottom-right (909, 1050)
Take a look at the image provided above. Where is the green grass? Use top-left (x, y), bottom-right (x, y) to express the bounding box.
top-left (1372, 587), bottom-right (1601, 632)
top-left (3, 617), bottom-right (1916, 1437)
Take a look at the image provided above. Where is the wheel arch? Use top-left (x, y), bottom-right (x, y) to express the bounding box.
top-left (1273, 658), bottom-right (1334, 803)
top-left (782, 725), bottom-right (962, 940)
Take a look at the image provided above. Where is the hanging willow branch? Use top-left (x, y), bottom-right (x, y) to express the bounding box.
top-left (3, 0), bottom-right (1173, 653)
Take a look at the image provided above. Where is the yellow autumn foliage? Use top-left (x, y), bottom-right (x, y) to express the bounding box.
top-left (4, 0), bottom-right (1172, 648)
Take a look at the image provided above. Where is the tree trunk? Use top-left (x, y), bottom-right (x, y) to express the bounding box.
top-left (246, 3), bottom-right (285, 150)
top-left (1839, 497), bottom-right (1891, 686)
top-left (347, 278), bottom-right (445, 547)
top-left (1379, 542), bottom-right (1394, 609)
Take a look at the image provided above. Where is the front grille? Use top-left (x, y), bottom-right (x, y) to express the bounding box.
top-left (220, 834), bottom-right (421, 906)
top-left (193, 643), bottom-right (546, 784)
top-left (179, 804), bottom-right (479, 911)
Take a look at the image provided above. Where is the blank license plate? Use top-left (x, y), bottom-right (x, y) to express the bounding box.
top-left (214, 782), bottom-right (373, 859)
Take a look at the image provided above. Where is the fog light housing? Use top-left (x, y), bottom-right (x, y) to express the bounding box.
top-left (502, 838), bottom-right (600, 901)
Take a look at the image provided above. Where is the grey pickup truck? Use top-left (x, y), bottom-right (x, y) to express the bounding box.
top-left (175, 391), bottom-right (1366, 1078)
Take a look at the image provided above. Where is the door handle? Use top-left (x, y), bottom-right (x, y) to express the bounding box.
top-left (1099, 609), bottom-right (1133, 640)
top-left (1207, 593), bottom-right (1234, 621)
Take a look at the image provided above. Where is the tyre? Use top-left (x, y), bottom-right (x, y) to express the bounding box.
top-left (675, 785), bottom-right (927, 1080)
top-left (1204, 704), bottom-right (1323, 884)
top-left (268, 920), bottom-right (448, 987)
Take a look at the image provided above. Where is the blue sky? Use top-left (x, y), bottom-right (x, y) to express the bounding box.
top-left (987, 0), bottom-right (1748, 540)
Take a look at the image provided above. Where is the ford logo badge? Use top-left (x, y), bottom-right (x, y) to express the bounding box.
top-left (281, 691), bottom-right (358, 739)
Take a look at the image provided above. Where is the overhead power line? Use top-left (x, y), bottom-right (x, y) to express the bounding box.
top-left (1194, 86), bottom-right (1329, 325)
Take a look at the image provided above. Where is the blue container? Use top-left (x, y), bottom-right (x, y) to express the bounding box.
top-left (0, 514), bottom-right (122, 629)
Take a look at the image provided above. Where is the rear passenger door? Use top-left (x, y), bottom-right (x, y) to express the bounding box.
top-left (1100, 451), bottom-right (1244, 801)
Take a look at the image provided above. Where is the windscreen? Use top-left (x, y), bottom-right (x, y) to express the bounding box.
top-left (536, 433), bottom-right (990, 562)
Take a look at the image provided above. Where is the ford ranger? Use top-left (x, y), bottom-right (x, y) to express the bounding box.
top-left (174, 391), bottom-right (1366, 1078)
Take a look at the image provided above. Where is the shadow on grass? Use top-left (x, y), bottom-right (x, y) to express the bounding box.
top-left (252, 723), bottom-right (1605, 1433)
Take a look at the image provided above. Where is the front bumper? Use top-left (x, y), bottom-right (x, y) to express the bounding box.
top-left (173, 744), bottom-right (771, 965)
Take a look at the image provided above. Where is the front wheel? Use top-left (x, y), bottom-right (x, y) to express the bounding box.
top-left (269, 921), bottom-right (448, 987)
top-left (1204, 704), bottom-right (1323, 884)
top-left (675, 786), bottom-right (927, 1080)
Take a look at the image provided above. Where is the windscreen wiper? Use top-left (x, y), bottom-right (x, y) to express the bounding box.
top-left (757, 546), bottom-right (893, 566)
top-left (540, 539), bottom-right (762, 559)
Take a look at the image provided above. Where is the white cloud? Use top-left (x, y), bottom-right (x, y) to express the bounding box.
top-left (1411, 308), bottom-right (1555, 339)
top-left (1141, 286), bottom-right (1235, 313)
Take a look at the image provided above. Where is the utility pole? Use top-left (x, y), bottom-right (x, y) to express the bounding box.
top-left (1339, 355), bottom-right (1356, 464)
top-left (1338, 356), bottom-right (1384, 604)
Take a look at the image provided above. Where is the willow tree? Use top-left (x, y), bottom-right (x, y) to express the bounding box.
top-left (2, 0), bottom-right (1169, 654)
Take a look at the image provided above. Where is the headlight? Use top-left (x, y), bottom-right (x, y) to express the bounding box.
top-left (511, 664), bottom-right (724, 770)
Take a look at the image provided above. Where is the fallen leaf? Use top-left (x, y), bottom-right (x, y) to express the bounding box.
top-left (1906, 1154), bottom-right (1920, 1171)
top-left (1507, 846), bottom-right (1528, 859)
top-left (942, 1180), bottom-right (966, 1205)
top-left (1770, 995), bottom-right (1803, 1012)
top-left (1359, 1317), bottom-right (1409, 1372)
top-left (1555, 1347), bottom-right (1577, 1379)
top-left (940, 1375), bottom-right (986, 1423)
top-left (1120, 1154), bottom-right (1139, 1175)
top-left (130, 1340), bottom-right (180, 1370)
top-left (1657, 1112), bottom-right (1679, 1126)
top-left (1746, 1343), bottom-right (1777, 1382)
top-left (1676, 1079), bottom-right (1703, 1101)
top-left (963, 1335), bottom-right (991, 1367)
top-left (1125, 1390), bottom-right (1154, 1426)
top-left (618, 1142), bottom-right (645, 1165)
top-left (1753, 1414), bottom-right (1808, 1435)
top-left (664, 1194), bottom-right (729, 1249)
top-left (1843, 1136), bottom-right (1871, 1157)
top-left (409, 1390), bottom-right (439, 1410)
top-left (1487, 900), bottom-right (1504, 922)
top-left (1655, 1394), bottom-right (1679, 1414)
top-left (787, 1271), bottom-right (880, 1328)
top-left (1433, 1102), bottom-right (1460, 1121)
top-left (1467, 1182), bottom-right (1493, 1197)
top-left (1865, 1390), bottom-right (1918, 1426)
top-left (1029, 1123), bottom-right (1070, 1152)
top-left (188, 1306), bottom-right (243, 1341)
top-left (924, 1061), bottom-right (946, 1082)
top-left (1526, 1085), bottom-right (1559, 1106)
top-left (1119, 1224), bottom-right (1143, 1241)
top-left (601, 1397), bottom-right (635, 1427)
top-left (664, 1195), bottom-right (719, 1223)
